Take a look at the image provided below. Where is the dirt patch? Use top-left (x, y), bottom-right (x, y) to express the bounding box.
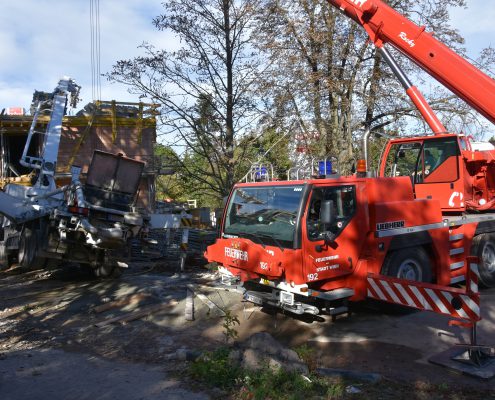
top-left (1, 263), bottom-right (494, 398)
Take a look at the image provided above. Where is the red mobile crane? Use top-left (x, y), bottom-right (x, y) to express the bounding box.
top-left (205, 0), bottom-right (495, 316)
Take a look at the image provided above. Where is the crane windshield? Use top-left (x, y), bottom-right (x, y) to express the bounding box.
top-left (223, 185), bottom-right (304, 249)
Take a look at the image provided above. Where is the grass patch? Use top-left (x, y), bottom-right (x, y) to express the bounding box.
top-left (189, 347), bottom-right (345, 399)
top-left (188, 347), bottom-right (495, 399)
top-left (294, 343), bottom-right (318, 372)
top-left (237, 368), bottom-right (341, 400)
top-left (189, 347), bottom-right (241, 390)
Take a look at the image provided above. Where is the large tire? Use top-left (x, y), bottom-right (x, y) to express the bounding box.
top-left (471, 234), bottom-right (495, 288)
top-left (381, 246), bottom-right (432, 283)
top-left (373, 247), bottom-right (432, 314)
top-left (0, 241), bottom-right (13, 270)
top-left (18, 226), bottom-right (46, 269)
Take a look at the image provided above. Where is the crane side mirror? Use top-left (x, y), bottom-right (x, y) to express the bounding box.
top-left (315, 199), bottom-right (337, 248)
top-left (320, 200), bottom-right (335, 226)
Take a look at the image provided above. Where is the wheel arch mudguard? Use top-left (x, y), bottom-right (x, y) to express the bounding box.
top-left (474, 221), bottom-right (495, 236)
top-left (388, 231), bottom-right (433, 251)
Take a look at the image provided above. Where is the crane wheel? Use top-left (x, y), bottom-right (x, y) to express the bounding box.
top-left (0, 241), bottom-right (13, 270)
top-left (18, 226), bottom-right (46, 269)
top-left (381, 246), bottom-right (432, 283)
top-left (373, 247), bottom-right (433, 314)
top-left (471, 234), bottom-right (495, 288)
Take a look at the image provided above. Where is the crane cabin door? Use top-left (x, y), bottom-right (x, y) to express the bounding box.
top-left (302, 184), bottom-right (365, 285)
top-left (381, 136), bottom-right (464, 212)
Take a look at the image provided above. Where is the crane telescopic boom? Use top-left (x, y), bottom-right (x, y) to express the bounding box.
top-left (326, 0), bottom-right (495, 127)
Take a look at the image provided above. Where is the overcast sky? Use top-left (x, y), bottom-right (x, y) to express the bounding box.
top-left (0, 1), bottom-right (493, 119)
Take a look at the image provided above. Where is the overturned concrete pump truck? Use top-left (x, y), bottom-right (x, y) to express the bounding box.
top-left (206, 0), bottom-right (495, 316)
top-left (0, 78), bottom-right (145, 277)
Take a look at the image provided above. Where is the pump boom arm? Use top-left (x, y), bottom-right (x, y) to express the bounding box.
top-left (327, 0), bottom-right (495, 126)
top-left (20, 77), bottom-right (80, 191)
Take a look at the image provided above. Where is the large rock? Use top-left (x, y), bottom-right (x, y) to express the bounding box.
top-left (240, 332), bottom-right (308, 374)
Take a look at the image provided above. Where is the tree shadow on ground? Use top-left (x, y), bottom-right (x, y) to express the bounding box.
top-left (1, 265), bottom-right (494, 397)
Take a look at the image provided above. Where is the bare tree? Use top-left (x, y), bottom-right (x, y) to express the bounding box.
top-left (107, 0), bottom-right (262, 201)
top-left (255, 0), bottom-right (492, 171)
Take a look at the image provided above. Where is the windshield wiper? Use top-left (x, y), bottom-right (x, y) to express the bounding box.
top-left (255, 231), bottom-right (284, 252)
top-left (238, 232), bottom-right (266, 248)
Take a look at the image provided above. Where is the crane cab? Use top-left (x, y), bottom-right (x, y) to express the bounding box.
top-left (378, 133), bottom-right (495, 213)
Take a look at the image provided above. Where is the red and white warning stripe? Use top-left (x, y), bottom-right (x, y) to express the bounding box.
top-left (466, 259), bottom-right (479, 295)
top-left (367, 259), bottom-right (480, 322)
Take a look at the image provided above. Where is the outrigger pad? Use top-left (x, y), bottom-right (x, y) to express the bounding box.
top-left (429, 346), bottom-right (495, 379)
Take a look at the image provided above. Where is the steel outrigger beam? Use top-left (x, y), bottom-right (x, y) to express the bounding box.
top-left (367, 256), bottom-right (495, 379)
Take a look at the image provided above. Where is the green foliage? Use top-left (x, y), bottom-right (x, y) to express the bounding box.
top-left (154, 143), bottom-right (186, 202)
top-left (325, 382), bottom-right (346, 399)
top-left (189, 347), bottom-right (346, 399)
top-left (222, 310), bottom-right (240, 343)
top-left (155, 124), bottom-right (296, 208)
top-left (367, 135), bottom-right (390, 174)
top-left (189, 347), bottom-right (241, 389)
top-left (238, 368), bottom-right (327, 400)
top-left (236, 127), bottom-right (293, 181)
top-left (154, 142), bottom-right (178, 160)
top-left (294, 344), bottom-right (318, 373)
top-left (189, 347), bottom-right (495, 400)
top-left (154, 142), bottom-right (223, 207)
